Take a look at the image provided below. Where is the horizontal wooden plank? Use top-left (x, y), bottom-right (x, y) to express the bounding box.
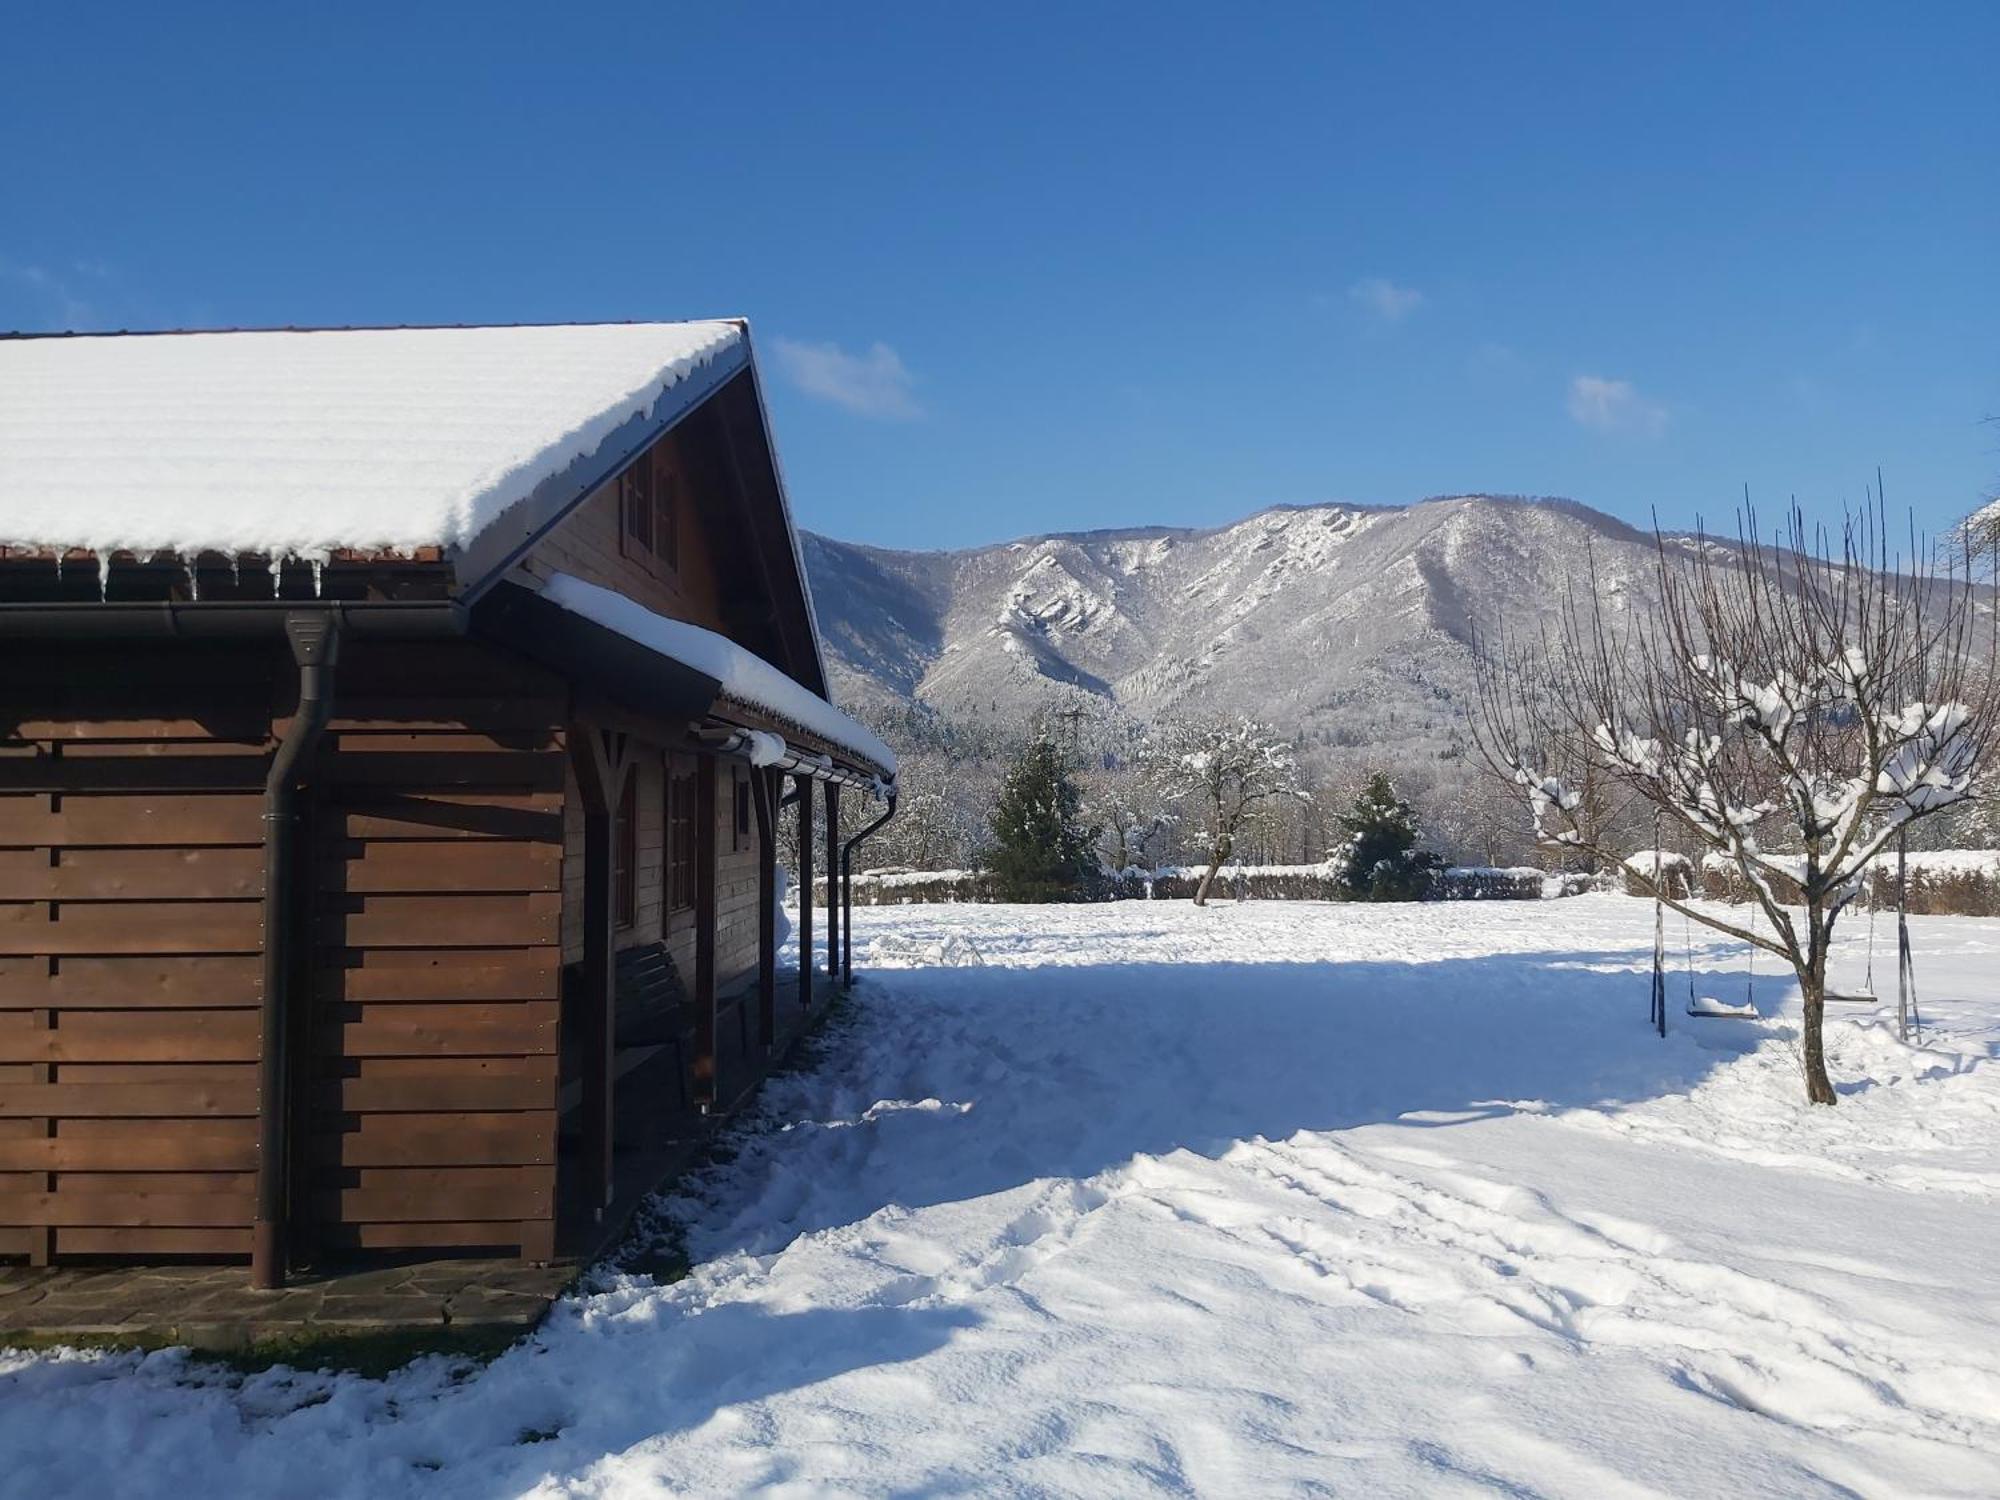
top-left (0, 846), bottom-right (265, 901)
top-left (333, 793), bottom-right (562, 843)
top-left (317, 697), bottom-right (564, 733)
top-left (319, 1063), bottom-right (555, 1114)
top-left (308, 1112), bottom-right (553, 1167)
top-left (331, 641), bottom-right (561, 693)
top-left (319, 838), bottom-right (560, 894)
top-left (0, 794), bottom-right (267, 848)
top-left (9, 717), bottom-right (270, 742)
top-left (0, 1010), bottom-right (260, 1064)
top-left (318, 892), bottom-right (559, 948)
top-left (54, 1172), bottom-right (252, 1195)
top-left (328, 731), bottom-right (563, 756)
top-left (0, 901), bottom-right (263, 956)
top-left (313, 952), bottom-right (557, 1004)
top-left (38, 1062), bottom-right (252, 1085)
top-left (2, 655), bottom-right (273, 692)
top-left (0, 756), bottom-right (270, 791)
top-left (321, 751), bottom-right (564, 791)
top-left (56, 1226), bottom-right (252, 1256)
top-left (58, 739), bottom-right (271, 760)
top-left (314, 1182), bottom-right (550, 1224)
top-left (0, 1190), bottom-right (254, 1227)
top-left (319, 1004), bottom-right (557, 1058)
top-left (313, 1220), bottom-right (532, 1251)
top-left (0, 1080), bottom-right (258, 1117)
top-left (36, 1114), bottom-right (257, 1141)
top-left (0, 956), bottom-right (261, 1009)
top-left (0, 1132), bottom-right (254, 1172)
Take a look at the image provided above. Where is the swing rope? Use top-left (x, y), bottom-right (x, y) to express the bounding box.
top-left (1897, 831), bottom-right (1921, 1043)
top-left (1863, 869), bottom-right (1878, 996)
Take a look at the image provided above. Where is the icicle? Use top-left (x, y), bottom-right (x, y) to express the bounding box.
top-left (184, 558), bottom-right (201, 603)
top-left (96, 553), bottom-right (108, 602)
top-left (269, 555), bottom-right (286, 598)
top-left (310, 558), bottom-right (324, 598)
top-left (230, 555), bottom-right (242, 590)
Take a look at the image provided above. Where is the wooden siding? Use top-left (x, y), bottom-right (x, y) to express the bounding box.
top-left (0, 642), bottom-right (277, 1262)
top-left (306, 641), bottom-right (565, 1261)
top-left (516, 428), bottom-right (731, 636)
top-left (0, 637), bottom-right (569, 1266)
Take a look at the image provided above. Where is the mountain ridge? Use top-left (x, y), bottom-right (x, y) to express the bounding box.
top-left (802, 493), bottom-right (1672, 763)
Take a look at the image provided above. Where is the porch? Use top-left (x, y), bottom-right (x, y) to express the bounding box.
top-left (0, 970), bottom-right (825, 1358)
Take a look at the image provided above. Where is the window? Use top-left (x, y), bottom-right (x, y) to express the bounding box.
top-left (651, 447), bottom-right (680, 573)
top-left (619, 458), bottom-right (653, 557)
top-left (613, 776), bottom-right (638, 931)
top-left (665, 762), bottom-right (697, 914)
top-left (618, 442), bottom-right (680, 574)
top-left (733, 768), bottom-right (753, 852)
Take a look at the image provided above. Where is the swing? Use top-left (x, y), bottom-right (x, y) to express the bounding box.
top-left (1825, 869), bottom-right (1881, 1006)
top-left (1646, 823), bottom-right (1668, 1038)
top-left (1825, 838), bottom-right (1922, 1042)
top-left (1686, 910), bottom-right (1757, 1020)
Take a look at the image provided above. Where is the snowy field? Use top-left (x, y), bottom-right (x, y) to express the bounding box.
top-left (4, 894), bottom-right (1999, 1499)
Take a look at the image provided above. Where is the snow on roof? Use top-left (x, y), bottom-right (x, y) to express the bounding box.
top-left (0, 321), bottom-right (743, 560)
top-left (540, 571), bottom-right (895, 779)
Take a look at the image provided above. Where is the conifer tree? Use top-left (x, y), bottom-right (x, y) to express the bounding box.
top-left (987, 738), bottom-right (1101, 902)
top-left (1333, 772), bottom-right (1444, 901)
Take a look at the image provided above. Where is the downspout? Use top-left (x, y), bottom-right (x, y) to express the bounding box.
top-left (251, 612), bottom-right (341, 1290)
top-left (840, 794), bottom-right (897, 987)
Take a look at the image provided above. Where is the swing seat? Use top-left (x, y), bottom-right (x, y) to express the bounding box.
top-left (1687, 993), bottom-right (1757, 1020)
top-left (1825, 990), bottom-right (1878, 1005)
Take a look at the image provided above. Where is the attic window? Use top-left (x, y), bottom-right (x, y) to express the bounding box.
top-left (619, 443), bottom-right (680, 574)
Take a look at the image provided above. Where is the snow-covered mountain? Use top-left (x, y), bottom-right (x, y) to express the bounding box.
top-left (804, 494), bottom-right (1665, 758)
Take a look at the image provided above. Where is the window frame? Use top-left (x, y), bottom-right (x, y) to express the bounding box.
top-left (618, 441), bottom-right (681, 577)
top-left (732, 766), bottom-right (753, 852)
top-left (665, 759), bottom-right (697, 916)
top-left (612, 773), bottom-right (639, 932)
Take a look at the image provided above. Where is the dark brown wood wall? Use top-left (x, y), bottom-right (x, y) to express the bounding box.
top-left (305, 641), bottom-right (565, 1260)
top-left (0, 643), bottom-right (278, 1261)
top-left (0, 636), bottom-right (568, 1267)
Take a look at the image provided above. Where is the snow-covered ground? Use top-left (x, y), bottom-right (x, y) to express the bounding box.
top-left (5, 894), bottom-right (1999, 1498)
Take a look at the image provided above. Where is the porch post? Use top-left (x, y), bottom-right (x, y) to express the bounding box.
top-left (753, 766), bottom-right (778, 1051)
top-left (796, 773), bottom-right (814, 1012)
top-left (567, 727), bottom-right (620, 1221)
top-left (693, 756), bottom-right (719, 1110)
top-left (824, 782), bottom-right (841, 985)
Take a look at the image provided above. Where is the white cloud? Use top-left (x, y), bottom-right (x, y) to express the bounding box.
top-left (1567, 374), bottom-right (1668, 438)
top-left (1347, 277), bottom-right (1424, 323)
top-left (772, 337), bottom-right (922, 420)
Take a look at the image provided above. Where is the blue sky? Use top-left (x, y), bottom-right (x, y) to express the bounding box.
top-left (4, 3), bottom-right (1994, 550)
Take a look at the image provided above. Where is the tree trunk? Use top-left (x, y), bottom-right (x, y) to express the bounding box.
top-left (1800, 910), bottom-right (1837, 1106)
top-left (1800, 979), bottom-right (1837, 1106)
top-left (1194, 835), bottom-right (1232, 906)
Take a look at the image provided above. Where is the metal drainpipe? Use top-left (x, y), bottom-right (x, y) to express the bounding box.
top-left (251, 613), bottom-right (341, 1290)
top-left (839, 794), bottom-right (897, 986)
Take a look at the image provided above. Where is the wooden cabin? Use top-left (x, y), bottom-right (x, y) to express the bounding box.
top-left (0, 321), bottom-right (896, 1285)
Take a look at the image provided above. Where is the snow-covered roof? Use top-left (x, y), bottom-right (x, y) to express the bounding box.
top-left (540, 572), bottom-right (895, 779)
top-left (0, 321), bottom-right (743, 560)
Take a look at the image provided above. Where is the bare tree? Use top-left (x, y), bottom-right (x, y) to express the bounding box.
top-left (1473, 504), bottom-right (1997, 1105)
top-left (1154, 717), bottom-right (1307, 905)
top-left (1085, 762), bottom-right (1177, 874)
